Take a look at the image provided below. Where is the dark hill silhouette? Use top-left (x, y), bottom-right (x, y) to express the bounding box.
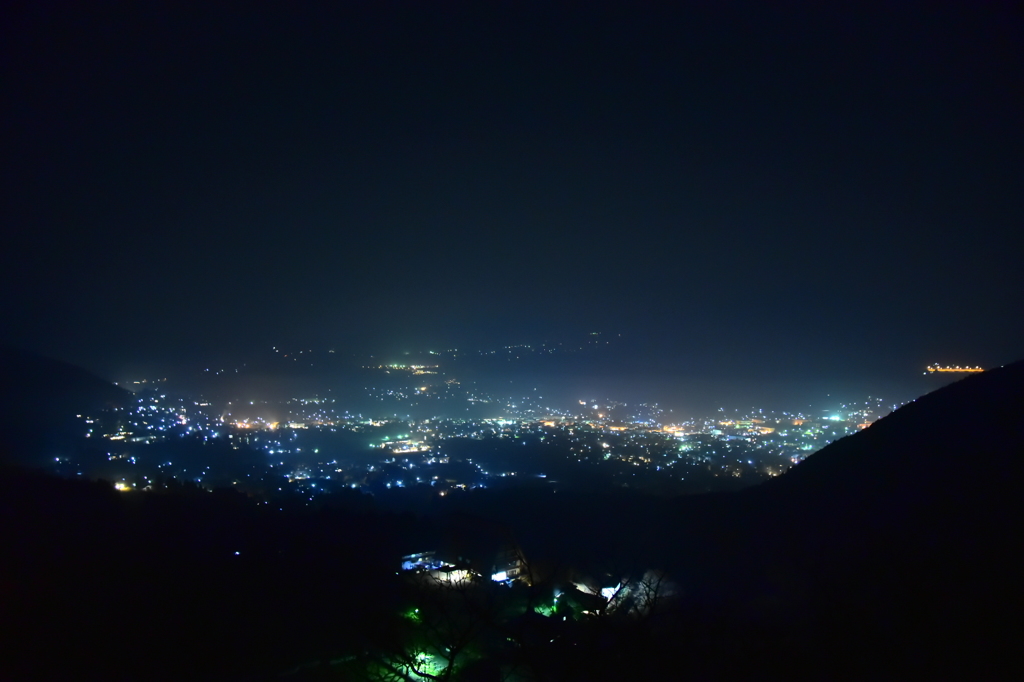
top-left (757, 358), bottom-right (1024, 508)
top-left (0, 345), bottom-right (131, 418)
top-left (0, 345), bottom-right (132, 465)
top-left (697, 359), bottom-right (1024, 678)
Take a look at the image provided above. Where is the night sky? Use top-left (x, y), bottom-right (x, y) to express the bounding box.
top-left (3, 2), bottom-right (1021, 402)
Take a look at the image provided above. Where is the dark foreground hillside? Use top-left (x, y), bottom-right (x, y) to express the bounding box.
top-left (2, 360), bottom-right (1022, 679)
top-left (0, 468), bottom-right (426, 678)
top-left (680, 359), bottom-right (1024, 678)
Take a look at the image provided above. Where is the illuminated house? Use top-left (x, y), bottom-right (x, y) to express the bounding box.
top-left (489, 544), bottom-right (527, 584)
top-left (400, 514), bottom-right (530, 585)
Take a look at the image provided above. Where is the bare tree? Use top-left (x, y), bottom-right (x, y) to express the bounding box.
top-left (626, 569), bottom-right (673, 618)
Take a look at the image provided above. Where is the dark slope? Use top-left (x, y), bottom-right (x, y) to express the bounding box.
top-left (725, 360), bottom-right (1024, 677)
top-left (0, 345), bottom-right (132, 465)
top-left (758, 359), bottom-right (1024, 511)
top-left (0, 468), bottom-right (417, 679)
top-left (0, 345), bottom-right (130, 413)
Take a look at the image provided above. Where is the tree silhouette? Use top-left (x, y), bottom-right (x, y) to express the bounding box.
top-left (371, 569), bottom-right (504, 681)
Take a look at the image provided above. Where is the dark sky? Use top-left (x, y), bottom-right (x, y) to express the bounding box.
top-left (3, 1), bottom-right (1022, 393)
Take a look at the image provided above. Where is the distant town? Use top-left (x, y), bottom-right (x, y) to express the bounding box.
top-left (60, 362), bottom-right (903, 503)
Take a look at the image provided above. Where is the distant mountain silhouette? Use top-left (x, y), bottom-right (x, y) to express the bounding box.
top-left (0, 345), bottom-right (130, 418)
top-left (0, 345), bottom-right (131, 465)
